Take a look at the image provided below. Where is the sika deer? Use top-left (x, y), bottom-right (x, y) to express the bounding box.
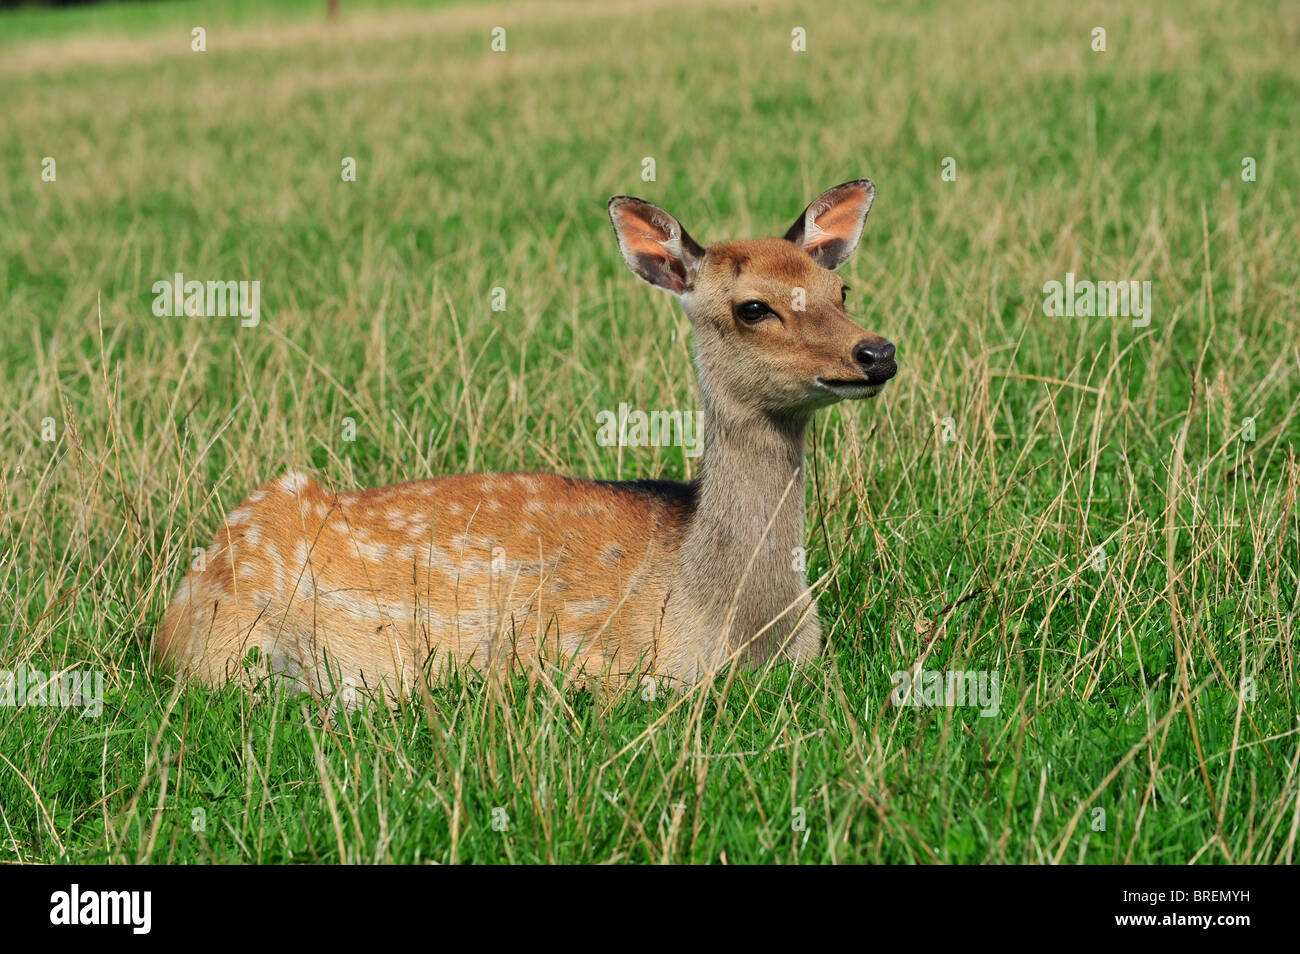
top-left (154, 180), bottom-right (897, 698)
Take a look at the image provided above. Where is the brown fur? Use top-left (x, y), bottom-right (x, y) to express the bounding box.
top-left (155, 470), bottom-right (690, 694)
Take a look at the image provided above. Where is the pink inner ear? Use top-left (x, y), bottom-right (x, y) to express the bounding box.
top-left (614, 207), bottom-right (672, 256)
top-left (809, 187), bottom-right (870, 247)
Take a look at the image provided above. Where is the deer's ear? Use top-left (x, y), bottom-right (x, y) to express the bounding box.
top-left (608, 196), bottom-right (705, 295)
top-left (783, 179), bottom-right (876, 270)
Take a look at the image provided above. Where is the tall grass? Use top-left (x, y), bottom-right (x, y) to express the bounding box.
top-left (0, 0), bottom-right (1297, 863)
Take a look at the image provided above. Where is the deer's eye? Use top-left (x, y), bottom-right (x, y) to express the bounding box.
top-left (736, 300), bottom-right (772, 323)
top-left (840, 285), bottom-right (850, 304)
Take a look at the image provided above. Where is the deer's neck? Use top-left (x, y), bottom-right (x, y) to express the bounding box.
top-left (678, 385), bottom-right (812, 654)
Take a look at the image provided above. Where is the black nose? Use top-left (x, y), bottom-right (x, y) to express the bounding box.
top-left (853, 339), bottom-right (897, 381)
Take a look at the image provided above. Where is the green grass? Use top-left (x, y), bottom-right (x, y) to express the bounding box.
top-left (1, 0), bottom-right (1298, 863)
top-left (0, 0), bottom-right (451, 48)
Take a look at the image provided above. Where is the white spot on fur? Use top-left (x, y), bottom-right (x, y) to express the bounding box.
top-left (264, 542), bottom-right (286, 596)
top-left (353, 539), bottom-right (389, 563)
top-left (315, 586), bottom-right (401, 623)
top-left (278, 471), bottom-right (310, 494)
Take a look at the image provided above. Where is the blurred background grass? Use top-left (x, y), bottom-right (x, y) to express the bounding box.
top-left (0, 0), bottom-right (1297, 863)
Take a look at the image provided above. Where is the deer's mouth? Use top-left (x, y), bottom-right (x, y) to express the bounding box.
top-left (816, 377), bottom-right (888, 399)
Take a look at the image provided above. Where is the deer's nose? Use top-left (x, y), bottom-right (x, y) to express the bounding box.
top-left (853, 339), bottom-right (897, 381)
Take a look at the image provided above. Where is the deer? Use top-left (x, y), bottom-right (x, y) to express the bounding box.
top-left (153, 179), bottom-right (897, 700)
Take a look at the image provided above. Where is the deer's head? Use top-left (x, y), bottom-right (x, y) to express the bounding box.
top-left (609, 179), bottom-right (896, 420)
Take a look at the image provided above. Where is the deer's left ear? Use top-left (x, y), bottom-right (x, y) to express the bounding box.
top-left (783, 179), bottom-right (876, 270)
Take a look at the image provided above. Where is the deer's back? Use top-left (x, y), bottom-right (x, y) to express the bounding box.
top-left (154, 469), bottom-right (695, 693)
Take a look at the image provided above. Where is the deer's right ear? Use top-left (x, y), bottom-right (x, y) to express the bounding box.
top-left (608, 196), bottom-right (705, 296)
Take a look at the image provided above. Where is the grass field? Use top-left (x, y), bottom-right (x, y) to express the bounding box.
top-left (1, 0), bottom-right (1298, 864)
